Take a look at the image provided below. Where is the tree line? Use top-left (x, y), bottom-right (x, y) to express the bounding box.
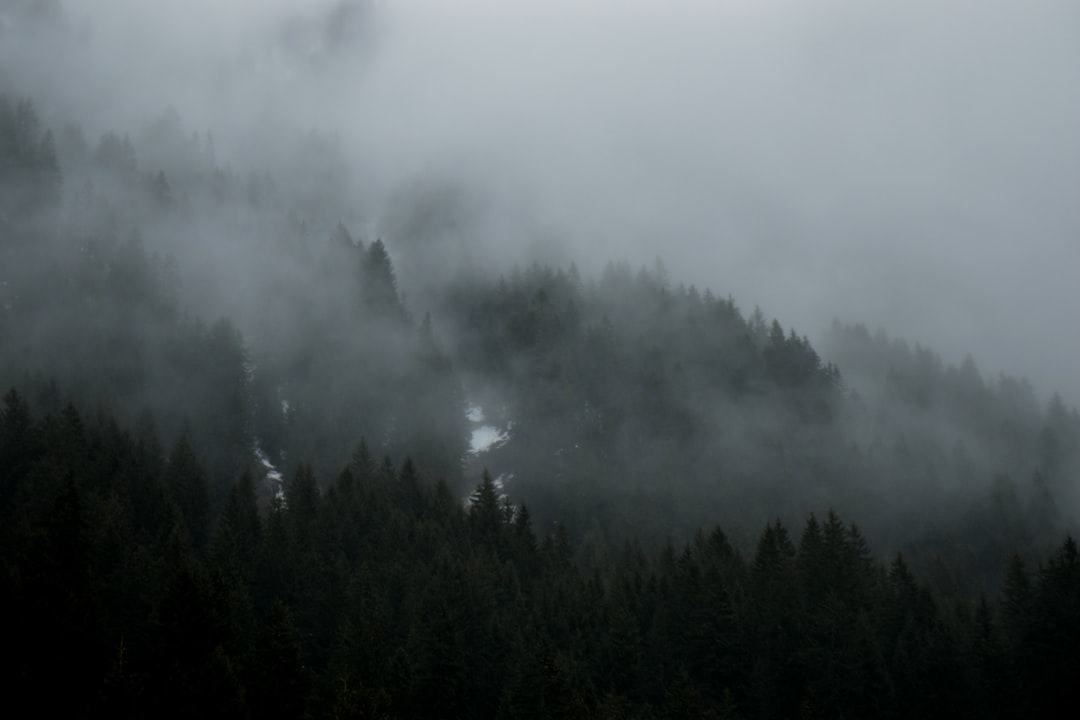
top-left (2, 390), bottom-right (1078, 718)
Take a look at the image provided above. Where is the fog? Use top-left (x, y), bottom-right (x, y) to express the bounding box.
top-left (4, 0), bottom-right (1080, 405)
top-left (7, 5), bottom-right (1080, 710)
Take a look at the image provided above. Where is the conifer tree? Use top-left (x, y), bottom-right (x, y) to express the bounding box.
top-left (164, 435), bottom-right (211, 551)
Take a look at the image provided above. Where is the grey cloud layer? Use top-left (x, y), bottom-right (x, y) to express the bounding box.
top-left (11, 0), bottom-right (1080, 402)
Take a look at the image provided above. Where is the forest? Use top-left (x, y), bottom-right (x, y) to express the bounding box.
top-left (2, 1), bottom-right (1080, 717)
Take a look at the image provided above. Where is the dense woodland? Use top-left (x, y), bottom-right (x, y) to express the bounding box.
top-left (2, 2), bottom-right (1080, 716)
top-left (3, 393), bottom-right (1079, 718)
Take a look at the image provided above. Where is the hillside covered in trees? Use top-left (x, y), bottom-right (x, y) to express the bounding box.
top-left (2, 1), bottom-right (1080, 717)
top-left (3, 397), bottom-right (1078, 717)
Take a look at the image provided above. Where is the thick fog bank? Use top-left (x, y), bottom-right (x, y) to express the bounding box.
top-left (4, 0), bottom-right (1079, 405)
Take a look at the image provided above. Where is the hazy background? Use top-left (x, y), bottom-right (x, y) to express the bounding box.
top-left (7, 0), bottom-right (1080, 404)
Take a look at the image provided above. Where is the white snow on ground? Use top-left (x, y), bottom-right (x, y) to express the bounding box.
top-left (466, 402), bottom-right (511, 455)
top-left (254, 443), bottom-right (285, 500)
top-left (470, 424), bottom-right (510, 455)
top-left (464, 403), bottom-right (515, 504)
top-left (493, 472), bottom-right (512, 492)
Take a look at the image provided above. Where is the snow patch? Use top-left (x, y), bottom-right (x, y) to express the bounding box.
top-left (493, 472), bottom-right (512, 492)
top-left (254, 443), bottom-right (285, 500)
top-left (465, 402), bottom-right (511, 455)
top-left (470, 424), bottom-right (509, 455)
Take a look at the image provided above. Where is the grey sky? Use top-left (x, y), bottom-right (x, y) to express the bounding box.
top-left (11, 0), bottom-right (1080, 404)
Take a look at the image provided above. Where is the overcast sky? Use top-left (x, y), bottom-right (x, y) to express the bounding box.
top-left (11, 0), bottom-right (1080, 404)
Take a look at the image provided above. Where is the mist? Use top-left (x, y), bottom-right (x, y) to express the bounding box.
top-left (6, 3), bottom-right (1080, 712)
top-left (7, 0), bottom-right (1072, 400)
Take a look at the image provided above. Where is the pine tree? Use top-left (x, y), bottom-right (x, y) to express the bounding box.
top-left (247, 600), bottom-right (310, 720)
top-left (219, 468), bottom-right (262, 576)
top-left (164, 435), bottom-right (211, 551)
top-left (286, 462), bottom-right (320, 551)
top-left (469, 468), bottom-right (503, 548)
top-left (0, 388), bottom-right (35, 516)
top-left (360, 239), bottom-right (406, 321)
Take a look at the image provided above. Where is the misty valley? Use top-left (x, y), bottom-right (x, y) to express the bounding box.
top-left (2, 1), bottom-right (1079, 718)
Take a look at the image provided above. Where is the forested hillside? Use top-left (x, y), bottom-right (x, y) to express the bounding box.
top-left (2, 1), bottom-right (1080, 716)
top-left (3, 395), bottom-right (1078, 717)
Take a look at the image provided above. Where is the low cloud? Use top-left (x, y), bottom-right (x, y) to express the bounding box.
top-left (5, 0), bottom-right (1079, 402)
